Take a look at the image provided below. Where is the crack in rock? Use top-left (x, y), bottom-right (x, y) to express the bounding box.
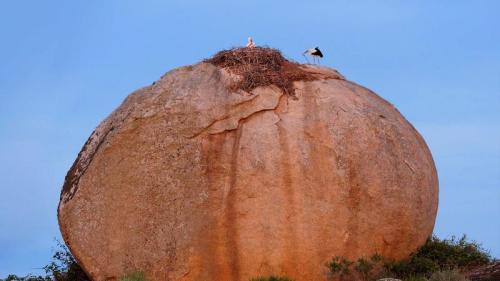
top-left (189, 86), bottom-right (283, 138)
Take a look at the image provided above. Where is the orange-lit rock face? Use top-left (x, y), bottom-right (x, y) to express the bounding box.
top-left (58, 63), bottom-right (438, 281)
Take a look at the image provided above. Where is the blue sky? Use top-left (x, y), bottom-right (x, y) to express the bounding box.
top-left (0, 0), bottom-right (499, 277)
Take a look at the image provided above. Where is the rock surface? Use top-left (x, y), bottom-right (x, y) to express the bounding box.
top-left (58, 61), bottom-right (438, 281)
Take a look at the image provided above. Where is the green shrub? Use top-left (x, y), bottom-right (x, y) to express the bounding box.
top-left (417, 235), bottom-right (490, 268)
top-left (354, 257), bottom-right (375, 281)
top-left (1, 240), bottom-right (89, 281)
top-left (385, 256), bottom-right (439, 278)
top-left (120, 272), bottom-right (148, 281)
top-left (327, 256), bottom-right (353, 279)
top-left (1, 275), bottom-right (51, 281)
top-left (428, 270), bottom-right (468, 281)
top-left (327, 254), bottom-right (388, 281)
top-left (384, 235), bottom-right (491, 278)
top-left (249, 276), bottom-right (294, 281)
top-left (325, 235), bottom-right (491, 280)
top-left (43, 240), bottom-right (90, 281)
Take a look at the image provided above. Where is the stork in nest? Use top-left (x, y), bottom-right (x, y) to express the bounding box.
top-left (246, 37), bottom-right (256, 48)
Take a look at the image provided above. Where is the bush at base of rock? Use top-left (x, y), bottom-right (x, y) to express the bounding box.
top-left (42, 241), bottom-right (90, 281)
top-left (326, 235), bottom-right (491, 281)
top-left (0, 275), bottom-right (51, 281)
top-left (0, 240), bottom-right (90, 281)
top-left (385, 235), bottom-right (491, 279)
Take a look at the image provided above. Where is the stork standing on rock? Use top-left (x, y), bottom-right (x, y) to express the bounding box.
top-left (246, 37), bottom-right (256, 48)
top-left (303, 47), bottom-right (323, 64)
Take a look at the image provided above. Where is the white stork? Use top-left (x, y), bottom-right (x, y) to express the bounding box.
top-left (246, 37), bottom-right (256, 48)
top-left (303, 47), bottom-right (323, 64)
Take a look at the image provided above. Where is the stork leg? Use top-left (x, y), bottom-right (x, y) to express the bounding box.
top-left (303, 54), bottom-right (310, 64)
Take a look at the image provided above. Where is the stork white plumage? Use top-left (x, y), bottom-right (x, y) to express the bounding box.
top-left (246, 37), bottom-right (256, 48)
top-left (303, 47), bottom-right (324, 64)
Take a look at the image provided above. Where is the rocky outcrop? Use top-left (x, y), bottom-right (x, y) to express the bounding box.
top-left (58, 50), bottom-right (438, 281)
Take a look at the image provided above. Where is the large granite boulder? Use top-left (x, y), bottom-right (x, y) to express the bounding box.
top-left (58, 48), bottom-right (438, 281)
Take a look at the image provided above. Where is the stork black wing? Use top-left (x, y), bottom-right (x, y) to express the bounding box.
top-left (313, 48), bottom-right (323, 58)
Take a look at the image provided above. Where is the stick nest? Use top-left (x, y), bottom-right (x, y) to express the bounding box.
top-left (204, 47), bottom-right (317, 96)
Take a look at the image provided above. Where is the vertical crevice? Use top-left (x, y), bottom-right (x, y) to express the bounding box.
top-left (276, 95), bottom-right (299, 275)
top-left (344, 157), bottom-right (361, 256)
top-left (226, 124), bottom-right (244, 281)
